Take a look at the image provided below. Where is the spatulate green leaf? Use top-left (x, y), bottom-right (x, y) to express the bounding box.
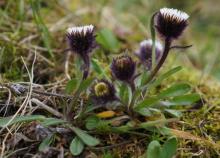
top-left (41, 118), bottom-right (67, 127)
top-left (159, 83), bottom-right (191, 98)
top-left (85, 116), bottom-right (100, 130)
top-left (161, 137), bottom-right (178, 158)
top-left (38, 134), bottom-right (54, 152)
top-left (70, 126), bottom-right (100, 146)
top-left (134, 97), bottom-right (160, 110)
top-left (165, 93), bottom-right (200, 106)
top-left (70, 136), bottom-right (84, 156)
top-left (0, 115), bottom-right (45, 127)
top-left (119, 83), bottom-right (132, 105)
top-left (147, 140), bottom-right (162, 158)
top-left (149, 66), bottom-right (182, 89)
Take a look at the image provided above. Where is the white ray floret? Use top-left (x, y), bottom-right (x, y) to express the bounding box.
top-left (140, 39), bottom-right (163, 52)
top-left (160, 8), bottom-right (189, 21)
top-left (67, 25), bottom-right (94, 35)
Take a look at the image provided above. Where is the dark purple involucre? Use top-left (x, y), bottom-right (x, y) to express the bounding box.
top-left (111, 54), bottom-right (136, 82)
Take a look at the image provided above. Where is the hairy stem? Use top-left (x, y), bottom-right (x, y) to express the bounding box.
top-left (145, 38), bottom-right (172, 84)
top-left (82, 54), bottom-right (90, 80)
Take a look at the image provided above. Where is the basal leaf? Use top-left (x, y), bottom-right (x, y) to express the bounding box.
top-left (70, 136), bottom-right (84, 156)
top-left (0, 115), bottom-right (45, 128)
top-left (119, 83), bottom-right (132, 105)
top-left (85, 116), bottom-right (100, 130)
top-left (139, 119), bottom-right (174, 129)
top-left (161, 137), bottom-right (178, 158)
top-left (135, 107), bottom-right (152, 116)
top-left (149, 66), bottom-right (182, 89)
top-left (167, 94), bottom-right (200, 106)
top-left (39, 134), bottom-right (54, 152)
top-left (139, 70), bottom-right (150, 87)
top-left (71, 126), bottom-right (100, 146)
top-left (41, 118), bottom-right (67, 127)
top-left (147, 140), bottom-right (162, 158)
top-left (134, 97), bottom-right (160, 109)
top-left (159, 83), bottom-right (191, 98)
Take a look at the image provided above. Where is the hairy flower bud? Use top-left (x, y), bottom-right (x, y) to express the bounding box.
top-left (111, 54), bottom-right (136, 82)
top-left (135, 39), bottom-right (163, 70)
top-left (155, 8), bottom-right (189, 39)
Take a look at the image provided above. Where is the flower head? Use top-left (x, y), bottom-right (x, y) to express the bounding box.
top-left (155, 8), bottom-right (189, 39)
top-left (90, 79), bottom-right (116, 104)
top-left (66, 25), bottom-right (96, 56)
top-left (66, 25), bottom-right (97, 79)
top-left (135, 39), bottom-right (163, 70)
top-left (111, 54), bottom-right (136, 82)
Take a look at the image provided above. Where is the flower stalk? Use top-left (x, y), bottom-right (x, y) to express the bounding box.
top-left (82, 54), bottom-right (90, 80)
top-left (145, 38), bottom-right (171, 84)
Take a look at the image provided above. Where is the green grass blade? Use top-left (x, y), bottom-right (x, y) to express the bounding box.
top-left (30, 0), bottom-right (54, 58)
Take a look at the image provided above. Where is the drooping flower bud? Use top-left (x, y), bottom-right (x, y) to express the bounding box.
top-left (135, 39), bottom-right (163, 70)
top-left (111, 54), bottom-right (136, 82)
top-left (155, 8), bottom-right (189, 39)
top-left (90, 79), bottom-right (116, 104)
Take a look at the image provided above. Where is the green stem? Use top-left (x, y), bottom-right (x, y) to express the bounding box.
top-left (150, 12), bottom-right (158, 70)
top-left (66, 79), bottom-right (83, 121)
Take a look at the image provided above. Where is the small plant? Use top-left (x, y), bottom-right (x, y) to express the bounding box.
top-left (146, 137), bottom-right (178, 158)
top-left (0, 7), bottom-right (201, 157)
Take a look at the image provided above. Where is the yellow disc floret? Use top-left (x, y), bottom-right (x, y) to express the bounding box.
top-left (94, 82), bottom-right (109, 97)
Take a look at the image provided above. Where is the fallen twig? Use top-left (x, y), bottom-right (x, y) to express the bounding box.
top-left (31, 98), bottom-right (63, 118)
